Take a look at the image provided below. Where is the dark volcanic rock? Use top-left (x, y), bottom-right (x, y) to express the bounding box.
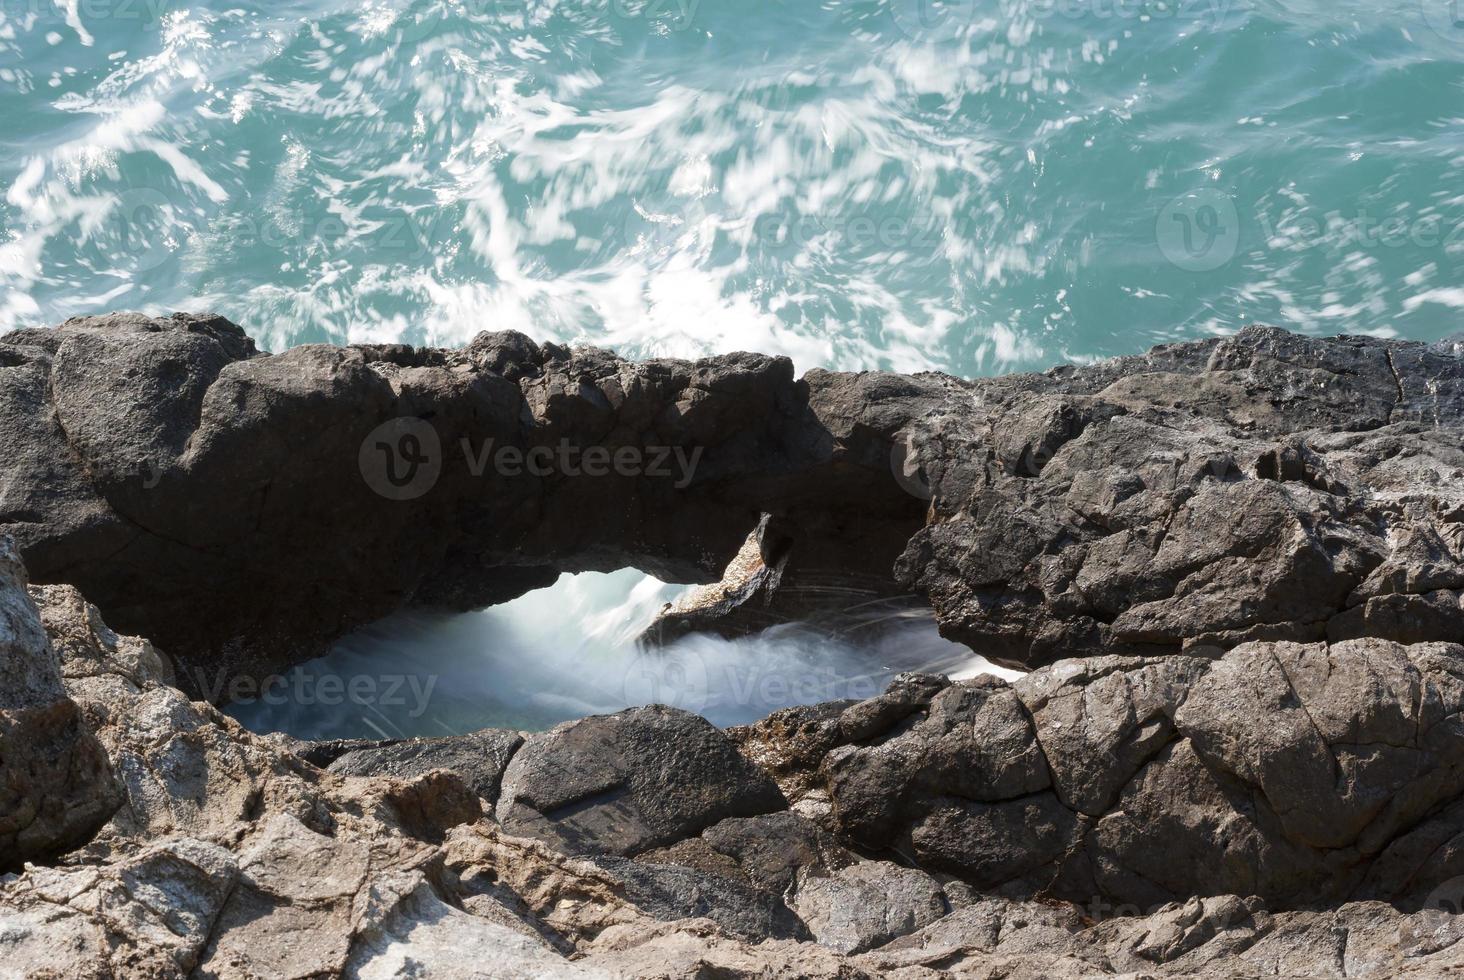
top-left (625, 809), bottom-right (953, 952)
top-left (890, 328), bottom-right (1464, 669)
top-left (589, 856), bottom-right (812, 942)
top-left (3, 314), bottom-right (1462, 689)
top-left (325, 728), bottom-right (524, 806)
top-left (737, 638), bottom-right (1464, 911)
top-left (2, 311), bottom-right (913, 695)
top-left (495, 705), bottom-right (787, 856)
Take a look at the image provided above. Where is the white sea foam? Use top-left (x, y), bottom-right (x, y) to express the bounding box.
top-left (226, 569), bottom-right (1018, 739)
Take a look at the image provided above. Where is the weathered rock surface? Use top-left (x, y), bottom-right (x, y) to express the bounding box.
top-left (6, 319), bottom-right (1464, 977)
top-left (326, 728), bottom-right (524, 805)
top-left (895, 329), bottom-right (1464, 668)
top-left (495, 704), bottom-right (787, 856)
top-left (6, 542), bottom-right (1464, 977)
top-left (0, 537), bottom-right (119, 871)
top-left (1, 312), bottom-right (874, 695)
top-left (733, 639), bottom-right (1464, 912)
top-left (5, 314), bottom-right (1461, 692)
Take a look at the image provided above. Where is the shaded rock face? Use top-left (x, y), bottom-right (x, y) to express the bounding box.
top-left (734, 640), bottom-right (1464, 912)
top-left (5, 314), bottom-right (1461, 692)
top-left (0, 312), bottom-right (924, 695)
top-left (0, 537), bottom-right (119, 870)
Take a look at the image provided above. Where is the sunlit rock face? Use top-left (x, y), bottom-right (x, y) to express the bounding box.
top-left (0, 537), bottom-right (119, 871)
top-left (734, 644), bottom-right (1464, 911)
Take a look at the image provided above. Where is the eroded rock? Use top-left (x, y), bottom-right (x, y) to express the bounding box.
top-left (4, 322), bottom-right (1464, 977)
top-left (0, 537), bottom-right (119, 870)
top-left (326, 728), bottom-right (524, 806)
top-left (5, 317), bottom-right (1462, 693)
top-left (736, 639), bottom-right (1464, 911)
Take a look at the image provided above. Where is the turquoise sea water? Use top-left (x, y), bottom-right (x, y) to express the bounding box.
top-left (4, 0), bottom-right (1462, 374)
top-left (5, 0), bottom-right (1462, 736)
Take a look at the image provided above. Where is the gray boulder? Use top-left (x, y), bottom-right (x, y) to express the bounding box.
top-left (738, 638), bottom-right (1464, 911)
top-left (495, 705), bottom-right (787, 856)
top-left (326, 728), bottom-right (524, 806)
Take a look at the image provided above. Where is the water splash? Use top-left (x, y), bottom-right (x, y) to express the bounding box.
top-left (225, 568), bottom-right (1016, 739)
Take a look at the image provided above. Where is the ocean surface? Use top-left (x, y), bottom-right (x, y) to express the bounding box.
top-left (4, 0), bottom-right (1461, 737)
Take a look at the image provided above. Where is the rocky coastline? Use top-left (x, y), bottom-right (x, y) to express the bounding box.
top-left (2, 314), bottom-right (1463, 977)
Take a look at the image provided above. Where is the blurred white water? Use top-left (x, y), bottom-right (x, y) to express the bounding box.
top-left (225, 568), bottom-right (1019, 739)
